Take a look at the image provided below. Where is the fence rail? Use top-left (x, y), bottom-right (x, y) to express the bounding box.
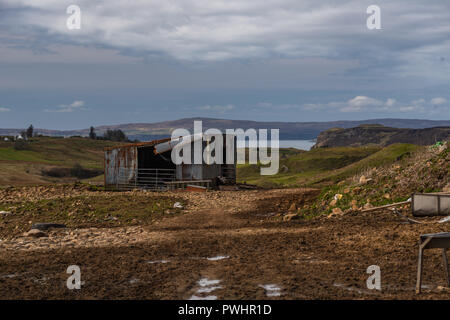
top-left (116, 168), bottom-right (176, 190)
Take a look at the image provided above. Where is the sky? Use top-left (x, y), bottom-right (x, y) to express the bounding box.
top-left (0, 0), bottom-right (449, 130)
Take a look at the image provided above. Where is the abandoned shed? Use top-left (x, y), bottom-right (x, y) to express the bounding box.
top-left (104, 134), bottom-right (237, 190)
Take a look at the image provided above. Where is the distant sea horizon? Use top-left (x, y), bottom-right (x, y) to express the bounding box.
top-left (237, 139), bottom-right (316, 151)
top-left (278, 139), bottom-right (316, 150)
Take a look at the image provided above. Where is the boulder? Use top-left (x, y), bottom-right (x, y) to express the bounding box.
top-left (24, 229), bottom-right (48, 238)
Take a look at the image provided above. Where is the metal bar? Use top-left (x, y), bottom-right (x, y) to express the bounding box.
top-left (416, 236), bottom-right (433, 294)
top-left (443, 249), bottom-right (450, 287)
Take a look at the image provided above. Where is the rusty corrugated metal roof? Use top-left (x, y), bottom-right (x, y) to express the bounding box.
top-left (103, 137), bottom-right (172, 151)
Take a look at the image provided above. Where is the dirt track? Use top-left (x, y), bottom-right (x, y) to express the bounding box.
top-left (0, 187), bottom-right (449, 299)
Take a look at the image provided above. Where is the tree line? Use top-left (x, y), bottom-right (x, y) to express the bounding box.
top-left (15, 125), bottom-right (129, 142)
top-left (89, 126), bottom-right (129, 142)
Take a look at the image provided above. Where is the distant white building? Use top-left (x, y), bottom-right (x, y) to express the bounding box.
top-left (15, 134), bottom-right (24, 140)
top-left (3, 137), bottom-right (9, 141)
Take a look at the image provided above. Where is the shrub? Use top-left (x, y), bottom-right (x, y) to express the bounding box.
top-left (41, 167), bottom-right (71, 178)
top-left (70, 163), bottom-right (102, 179)
top-left (42, 164), bottom-right (102, 179)
top-left (13, 140), bottom-right (29, 150)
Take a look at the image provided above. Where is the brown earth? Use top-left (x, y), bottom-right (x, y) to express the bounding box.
top-left (0, 185), bottom-right (449, 299)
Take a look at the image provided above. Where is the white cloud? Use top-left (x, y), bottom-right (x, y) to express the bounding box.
top-left (44, 100), bottom-right (86, 113)
top-left (301, 96), bottom-right (448, 114)
top-left (386, 98), bottom-right (396, 107)
top-left (0, 107), bottom-right (11, 112)
top-left (341, 96), bottom-right (384, 112)
top-left (430, 97), bottom-right (447, 105)
top-left (3, 0), bottom-right (450, 77)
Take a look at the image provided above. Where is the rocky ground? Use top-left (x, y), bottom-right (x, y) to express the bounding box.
top-left (0, 185), bottom-right (449, 299)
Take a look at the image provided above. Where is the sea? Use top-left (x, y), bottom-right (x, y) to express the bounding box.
top-left (237, 139), bottom-right (316, 151)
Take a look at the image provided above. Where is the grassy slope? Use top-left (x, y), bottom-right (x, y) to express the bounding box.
top-left (237, 143), bottom-right (420, 188)
top-left (300, 143), bottom-right (449, 218)
top-left (0, 137), bottom-right (124, 186)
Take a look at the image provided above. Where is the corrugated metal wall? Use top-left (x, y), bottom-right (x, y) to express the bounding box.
top-left (104, 146), bottom-right (137, 187)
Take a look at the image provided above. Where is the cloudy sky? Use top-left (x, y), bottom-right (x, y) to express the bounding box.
top-left (0, 0), bottom-right (449, 129)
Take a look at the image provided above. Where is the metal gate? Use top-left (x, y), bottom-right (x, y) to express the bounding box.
top-left (116, 168), bottom-right (176, 191)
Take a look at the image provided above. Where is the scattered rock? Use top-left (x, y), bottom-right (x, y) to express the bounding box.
top-left (24, 229), bottom-right (48, 238)
top-left (173, 202), bottom-right (183, 209)
top-left (359, 176), bottom-right (373, 185)
top-left (334, 194), bottom-right (343, 201)
top-left (363, 202), bottom-right (373, 210)
top-left (438, 216), bottom-right (450, 224)
top-left (288, 203), bottom-right (297, 212)
top-left (443, 183), bottom-right (450, 193)
top-left (283, 213), bottom-right (300, 221)
top-left (327, 207), bottom-right (344, 218)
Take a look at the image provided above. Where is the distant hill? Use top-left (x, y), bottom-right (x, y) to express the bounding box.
top-left (313, 125), bottom-right (450, 148)
top-left (2, 118), bottom-right (450, 140)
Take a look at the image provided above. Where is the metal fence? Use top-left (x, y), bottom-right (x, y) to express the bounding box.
top-left (116, 168), bottom-right (176, 191)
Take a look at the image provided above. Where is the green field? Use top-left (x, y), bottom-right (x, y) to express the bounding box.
top-left (0, 137), bottom-right (124, 185)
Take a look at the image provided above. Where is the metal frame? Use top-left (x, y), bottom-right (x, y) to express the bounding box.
top-left (416, 232), bottom-right (450, 293)
top-left (412, 193), bottom-right (450, 217)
